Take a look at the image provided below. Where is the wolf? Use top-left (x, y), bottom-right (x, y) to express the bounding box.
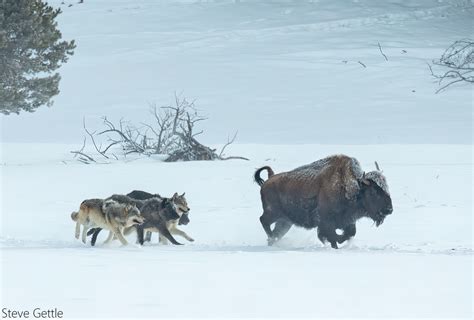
top-left (87, 194), bottom-right (149, 246)
top-left (157, 192), bottom-right (193, 244)
top-left (88, 192), bottom-right (193, 246)
top-left (126, 190), bottom-right (162, 200)
top-left (71, 198), bottom-right (102, 244)
top-left (71, 198), bottom-right (144, 245)
top-left (127, 192), bottom-right (192, 243)
top-left (135, 197), bottom-right (185, 245)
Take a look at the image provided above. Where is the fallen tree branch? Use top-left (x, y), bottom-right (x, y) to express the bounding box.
top-left (429, 39), bottom-right (474, 93)
top-left (72, 95), bottom-right (248, 163)
top-left (377, 42), bottom-right (388, 61)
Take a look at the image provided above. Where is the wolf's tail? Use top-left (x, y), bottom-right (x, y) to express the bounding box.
top-left (72, 201), bottom-right (92, 221)
top-left (254, 166), bottom-right (274, 187)
top-left (79, 201), bottom-right (92, 213)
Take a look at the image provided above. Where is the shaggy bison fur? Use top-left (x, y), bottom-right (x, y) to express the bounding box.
top-left (254, 154), bottom-right (393, 249)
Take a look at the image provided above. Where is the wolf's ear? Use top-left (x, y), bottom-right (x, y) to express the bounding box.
top-left (124, 204), bottom-right (132, 213)
top-left (173, 192), bottom-right (178, 199)
top-left (181, 192), bottom-right (185, 197)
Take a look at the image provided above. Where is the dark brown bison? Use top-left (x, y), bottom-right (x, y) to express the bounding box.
top-left (254, 155), bottom-right (393, 249)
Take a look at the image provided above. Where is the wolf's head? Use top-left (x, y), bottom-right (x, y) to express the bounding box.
top-left (102, 200), bottom-right (144, 227)
top-left (171, 192), bottom-right (190, 214)
top-left (171, 192), bottom-right (191, 225)
top-left (123, 204), bottom-right (145, 227)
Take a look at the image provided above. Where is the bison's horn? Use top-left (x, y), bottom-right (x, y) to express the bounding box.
top-left (375, 161), bottom-right (381, 171)
top-left (361, 172), bottom-right (370, 186)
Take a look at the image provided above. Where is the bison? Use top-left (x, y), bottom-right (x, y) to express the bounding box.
top-left (254, 154), bottom-right (393, 249)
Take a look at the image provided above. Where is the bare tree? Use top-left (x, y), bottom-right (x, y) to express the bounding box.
top-left (429, 39), bottom-right (474, 93)
top-left (72, 94), bottom-right (248, 163)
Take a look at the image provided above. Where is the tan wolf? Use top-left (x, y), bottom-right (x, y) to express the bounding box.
top-left (71, 199), bottom-right (144, 245)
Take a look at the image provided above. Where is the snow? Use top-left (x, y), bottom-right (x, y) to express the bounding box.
top-left (1, 0), bottom-right (472, 145)
top-left (1, 144), bottom-right (472, 318)
top-left (1, 0), bottom-right (473, 319)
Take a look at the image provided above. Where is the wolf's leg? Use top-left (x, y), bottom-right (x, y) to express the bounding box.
top-left (81, 226), bottom-right (88, 244)
top-left (75, 222), bottom-right (81, 239)
top-left (103, 231), bottom-right (114, 244)
top-left (159, 234), bottom-right (169, 245)
top-left (145, 231), bottom-right (152, 242)
top-left (136, 225), bottom-right (145, 245)
top-left (123, 226), bottom-right (135, 236)
top-left (112, 227), bottom-right (128, 246)
top-left (90, 228), bottom-right (102, 246)
top-left (158, 224), bottom-right (182, 245)
top-left (170, 227), bottom-right (194, 242)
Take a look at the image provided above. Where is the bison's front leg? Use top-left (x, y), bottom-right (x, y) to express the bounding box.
top-left (337, 223), bottom-right (356, 244)
top-left (317, 223), bottom-right (340, 249)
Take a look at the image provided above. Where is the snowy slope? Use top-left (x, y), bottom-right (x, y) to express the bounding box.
top-left (1, 0), bottom-right (473, 144)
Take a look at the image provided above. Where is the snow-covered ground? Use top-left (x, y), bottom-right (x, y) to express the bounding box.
top-left (1, 144), bottom-right (472, 318)
top-left (1, 0), bottom-right (473, 319)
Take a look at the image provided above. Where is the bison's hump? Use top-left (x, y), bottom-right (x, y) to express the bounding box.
top-left (285, 154), bottom-right (364, 200)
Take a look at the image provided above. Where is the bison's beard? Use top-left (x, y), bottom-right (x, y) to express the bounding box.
top-left (373, 213), bottom-right (386, 227)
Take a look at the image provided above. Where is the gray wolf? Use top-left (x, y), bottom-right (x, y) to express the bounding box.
top-left (136, 197), bottom-right (185, 245)
top-left (126, 190), bottom-right (162, 200)
top-left (158, 192), bottom-right (193, 244)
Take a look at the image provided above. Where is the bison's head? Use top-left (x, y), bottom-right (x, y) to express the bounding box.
top-left (359, 169), bottom-right (393, 226)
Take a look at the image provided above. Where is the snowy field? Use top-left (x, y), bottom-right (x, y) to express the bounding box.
top-left (1, 144), bottom-right (472, 318)
top-left (1, 0), bottom-right (473, 145)
top-left (1, 0), bottom-right (473, 319)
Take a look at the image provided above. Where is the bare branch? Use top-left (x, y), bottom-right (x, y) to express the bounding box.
top-left (377, 42), bottom-right (388, 61)
top-left (83, 118), bottom-right (109, 159)
top-left (429, 39), bottom-right (474, 93)
top-left (218, 131), bottom-right (238, 158)
top-left (73, 95), bottom-right (248, 163)
top-left (220, 156), bottom-right (250, 161)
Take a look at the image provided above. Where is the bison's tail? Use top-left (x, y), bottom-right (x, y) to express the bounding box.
top-left (254, 166), bottom-right (274, 187)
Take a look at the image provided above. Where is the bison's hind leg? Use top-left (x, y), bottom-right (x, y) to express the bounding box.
top-left (260, 209), bottom-right (281, 245)
top-left (271, 219), bottom-right (292, 244)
